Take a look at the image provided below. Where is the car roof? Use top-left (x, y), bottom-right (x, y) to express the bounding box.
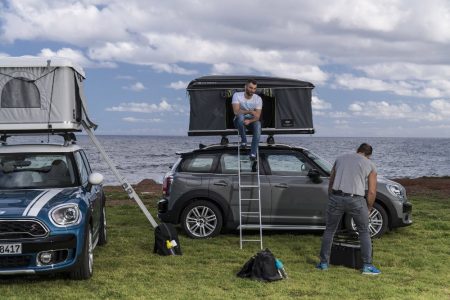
top-left (0, 143), bottom-right (82, 154)
top-left (178, 143), bottom-right (308, 155)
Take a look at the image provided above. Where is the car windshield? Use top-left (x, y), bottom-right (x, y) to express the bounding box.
top-left (0, 153), bottom-right (77, 189)
top-left (303, 150), bottom-right (333, 174)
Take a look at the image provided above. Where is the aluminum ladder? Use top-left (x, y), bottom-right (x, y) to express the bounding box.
top-left (237, 141), bottom-right (263, 249)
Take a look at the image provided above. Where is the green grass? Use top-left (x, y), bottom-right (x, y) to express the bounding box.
top-left (1, 192), bottom-right (449, 300)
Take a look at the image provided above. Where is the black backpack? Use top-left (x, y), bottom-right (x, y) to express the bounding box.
top-left (153, 223), bottom-right (182, 256)
top-left (237, 248), bottom-right (283, 282)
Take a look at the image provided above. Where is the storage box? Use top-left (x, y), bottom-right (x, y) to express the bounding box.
top-left (330, 241), bottom-right (363, 269)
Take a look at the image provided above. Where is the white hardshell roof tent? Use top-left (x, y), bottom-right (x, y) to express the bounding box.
top-left (0, 57), bottom-right (96, 133)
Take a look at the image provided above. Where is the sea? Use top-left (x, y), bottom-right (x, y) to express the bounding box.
top-left (6, 135), bottom-right (450, 185)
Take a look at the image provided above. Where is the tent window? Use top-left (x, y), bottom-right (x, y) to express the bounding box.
top-left (1, 78), bottom-right (41, 108)
top-left (225, 93), bottom-right (275, 129)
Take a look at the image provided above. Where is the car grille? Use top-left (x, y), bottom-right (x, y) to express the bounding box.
top-left (0, 255), bottom-right (31, 268)
top-left (0, 220), bottom-right (49, 240)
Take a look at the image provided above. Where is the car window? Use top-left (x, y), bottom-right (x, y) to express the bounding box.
top-left (74, 152), bottom-right (89, 185)
top-left (266, 153), bottom-right (313, 176)
top-left (79, 150), bottom-right (92, 174)
top-left (0, 153), bottom-right (77, 188)
top-left (220, 153), bottom-right (252, 174)
top-left (180, 154), bottom-right (216, 173)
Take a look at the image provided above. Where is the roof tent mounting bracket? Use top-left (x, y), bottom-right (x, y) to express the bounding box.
top-left (81, 121), bottom-right (158, 228)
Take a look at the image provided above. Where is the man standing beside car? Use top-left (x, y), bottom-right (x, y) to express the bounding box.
top-left (317, 143), bottom-right (381, 275)
top-left (232, 79), bottom-right (262, 161)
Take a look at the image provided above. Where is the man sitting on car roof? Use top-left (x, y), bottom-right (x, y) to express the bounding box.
top-left (232, 79), bottom-right (262, 161)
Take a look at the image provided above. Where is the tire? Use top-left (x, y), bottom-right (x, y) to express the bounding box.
top-left (97, 204), bottom-right (107, 246)
top-left (181, 200), bottom-right (223, 239)
top-left (345, 202), bottom-right (389, 238)
top-left (70, 223), bottom-right (94, 280)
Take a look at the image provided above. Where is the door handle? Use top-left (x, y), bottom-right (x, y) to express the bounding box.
top-left (275, 183), bottom-right (288, 188)
top-left (213, 181), bottom-right (228, 186)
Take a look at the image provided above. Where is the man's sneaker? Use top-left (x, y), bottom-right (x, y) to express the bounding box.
top-left (240, 142), bottom-right (247, 149)
top-left (316, 262), bottom-right (329, 270)
top-left (361, 264), bottom-right (381, 275)
top-left (249, 154), bottom-right (257, 161)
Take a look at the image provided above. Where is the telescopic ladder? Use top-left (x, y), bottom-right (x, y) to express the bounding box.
top-left (82, 121), bottom-right (158, 228)
top-left (237, 141), bottom-right (263, 249)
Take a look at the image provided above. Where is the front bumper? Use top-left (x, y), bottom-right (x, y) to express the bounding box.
top-left (391, 201), bottom-right (413, 228)
top-left (0, 234), bottom-right (78, 275)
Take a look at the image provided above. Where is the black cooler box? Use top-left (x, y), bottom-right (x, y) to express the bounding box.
top-left (329, 231), bottom-right (372, 269)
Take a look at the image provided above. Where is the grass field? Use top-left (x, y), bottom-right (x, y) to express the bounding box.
top-left (1, 190), bottom-right (449, 300)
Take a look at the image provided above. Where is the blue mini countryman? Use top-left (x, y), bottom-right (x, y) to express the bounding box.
top-left (0, 143), bottom-right (106, 279)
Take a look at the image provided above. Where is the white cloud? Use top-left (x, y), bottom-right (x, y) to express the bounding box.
top-left (106, 99), bottom-right (188, 115)
top-left (122, 117), bottom-right (161, 123)
top-left (312, 96), bottom-right (332, 110)
top-left (38, 47), bottom-right (115, 68)
top-left (150, 64), bottom-right (197, 75)
top-left (123, 82), bottom-right (146, 92)
top-left (106, 100), bottom-right (174, 113)
top-left (348, 99), bottom-right (450, 122)
top-left (167, 81), bottom-right (188, 90)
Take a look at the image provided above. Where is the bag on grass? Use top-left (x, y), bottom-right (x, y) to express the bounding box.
top-left (153, 223), bottom-right (182, 256)
top-left (237, 248), bottom-right (283, 282)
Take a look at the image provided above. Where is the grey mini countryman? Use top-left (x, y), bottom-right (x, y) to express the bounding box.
top-left (158, 143), bottom-right (412, 239)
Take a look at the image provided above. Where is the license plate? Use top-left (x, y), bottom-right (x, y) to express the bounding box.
top-left (0, 243), bottom-right (22, 255)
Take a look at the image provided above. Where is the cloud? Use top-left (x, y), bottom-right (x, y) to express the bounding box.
top-left (167, 81), bottom-right (188, 90)
top-left (123, 82), bottom-right (146, 92)
top-left (348, 99), bottom-right (450, 122)
top-left (312, 96), bottom-right (332, 110)
top-left (106, 100), bottom-right (174, 113)
top-left (122, 117), bottom-right (161, 123)
top-left (38, 48), bottom-right (115, 68)
top-left (150, 64), bottom-right (197, 75)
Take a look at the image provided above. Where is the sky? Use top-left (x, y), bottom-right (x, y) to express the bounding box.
top-left (1, 0), bottom-right (450, 137)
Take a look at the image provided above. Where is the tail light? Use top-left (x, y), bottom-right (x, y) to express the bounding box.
top-left (162, 174), bottom-right (173, 197)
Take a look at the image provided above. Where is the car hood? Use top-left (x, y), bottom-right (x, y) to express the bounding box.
top-left (0, 188), bottom-right (81, 217)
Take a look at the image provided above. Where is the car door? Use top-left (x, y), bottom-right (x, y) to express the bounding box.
top-left (209, 152), bottom-right (271, 225)
top-left (266, 150), bottom-right (329, 226)
top-left (74, 151), bottom-right (101, 236)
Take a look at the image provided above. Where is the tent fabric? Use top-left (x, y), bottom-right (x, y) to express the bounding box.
top-left (187, 76), bottom-right (315, 136)
top-left (0, 58), bottom-right (96, 133)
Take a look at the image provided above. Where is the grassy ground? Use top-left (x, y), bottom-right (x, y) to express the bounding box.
top-left (0, 191), bottom-right (449, 300)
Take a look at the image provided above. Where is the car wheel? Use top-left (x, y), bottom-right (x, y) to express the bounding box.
top-left (345, 202), bottom-right (389, 238)
top-left (70, 223), bottom-right (94, 280)
top-left (181, 200), bottom-right (222, 239)
top-left (97, 205), bottom-right (107, 246)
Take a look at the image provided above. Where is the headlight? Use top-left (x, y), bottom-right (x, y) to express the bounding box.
top-left (49, 204), bottom-right (81, 226)
top-left (387, 184), bottom-right (405, 199)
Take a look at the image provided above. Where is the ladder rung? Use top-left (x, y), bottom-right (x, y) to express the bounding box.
top-left (241, 212), bottom-right (260, 215)
top-left (240, 185), bottom-right (259, 188)
top-left (241, 239), bottom-right (262, 242)
top-left (240, 198), bottom-right (260, 201)
top-left (240, 172), bottom-right (257, 175)
top-left (240, 160), bottom-right (251, 162)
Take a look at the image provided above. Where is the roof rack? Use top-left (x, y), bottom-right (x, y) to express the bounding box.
top-left (0, 132), bottom-right (77, 146)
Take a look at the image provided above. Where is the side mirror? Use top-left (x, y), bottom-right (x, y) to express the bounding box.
top-left (307, 169), bottom-right (323, 184)
top-left (88, 172), bottom-right (104, 186)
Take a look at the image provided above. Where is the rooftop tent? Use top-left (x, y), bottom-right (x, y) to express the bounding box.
top-left (187, 75), bottom-right (315, 136)
top-left (0, 57), bottom-right (96, 133)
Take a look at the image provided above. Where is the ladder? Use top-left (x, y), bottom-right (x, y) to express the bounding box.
top-left (237, 141), bottom-right (263, 249)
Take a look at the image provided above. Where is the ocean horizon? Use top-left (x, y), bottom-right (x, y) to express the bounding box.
top-left (6, 135), bottom-right (450, 185)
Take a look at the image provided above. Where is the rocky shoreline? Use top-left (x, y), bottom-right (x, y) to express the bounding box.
top-left (104, 177), bottom-right (450, 197)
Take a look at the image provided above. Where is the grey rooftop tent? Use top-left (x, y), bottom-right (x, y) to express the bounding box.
top-left (0, 57), bottom-right (96, 133)
top-left (187, 75), bottom-right (315, 136)
top-left (0, 57), bottom-right (158, 228)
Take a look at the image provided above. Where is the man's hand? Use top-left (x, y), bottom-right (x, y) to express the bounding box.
top-left (244, 119), bottom-right (251, 125)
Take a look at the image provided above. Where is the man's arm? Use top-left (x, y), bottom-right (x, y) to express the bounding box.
top-left (328, 165), bottom-right (336, 194)
top-left (367, 171), bottom-right (377, 211)
top-left (243, 109), bottom-right (261, 125)
top-left (232, 103), bottom-right (255, 116)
